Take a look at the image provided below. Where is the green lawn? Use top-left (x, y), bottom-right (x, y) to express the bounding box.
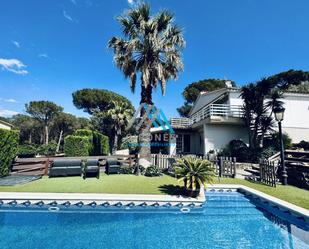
top-left (0, 174), bottom-right (181, 195)
top-left (0, 174), bottom-right (308, 209)
top-left (212, 178), bottom-right (309, 210)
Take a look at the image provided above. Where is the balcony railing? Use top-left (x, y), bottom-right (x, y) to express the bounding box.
top-left (190, 104), bottom-right (244, 124)
top-left (170, 117), bottom-right (191, 127)
top-left (170, 104), bottom-right (244, 128)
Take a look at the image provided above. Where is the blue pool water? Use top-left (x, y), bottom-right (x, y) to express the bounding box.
top-left (0, 190), bottom-right (308, 249)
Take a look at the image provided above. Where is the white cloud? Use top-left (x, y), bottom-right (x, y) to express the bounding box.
top-left (70, 0), bottom-right (77, 5)
top-left (0, 109), bottom-right (19, 117)
top-left (38, 53), bottom-right (49, 59)
top-left (12, 40), bottom-right (20, 48)
top-left (63, 10), bottom-right (75, 22)
top-left (128, 0), bottom-right (134, 4)
top-left (4, 98), bottom-right (18, 103)
top-left (0, 58), bottom-right (28, 75)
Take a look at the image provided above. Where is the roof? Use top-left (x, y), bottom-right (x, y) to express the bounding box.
top-left (188, 87), bottom-right (240, 116)
top-left (0, 119), bottom-right (14, 127)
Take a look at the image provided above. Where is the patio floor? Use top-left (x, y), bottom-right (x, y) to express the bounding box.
top-left (0, 175), bottom-right (41, 186)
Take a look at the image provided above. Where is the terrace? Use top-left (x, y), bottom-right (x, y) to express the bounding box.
top-left (170, 104), bottom-right (244, 128)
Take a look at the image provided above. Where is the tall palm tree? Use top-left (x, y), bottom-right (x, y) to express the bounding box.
top-left (108, 3), bottom-right (185, 161)
top-left (107, 101), bottom-right (134, 154)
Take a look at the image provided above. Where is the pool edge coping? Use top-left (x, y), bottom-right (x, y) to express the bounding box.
top-left (0, 186), bottom-right (205, 207)
top-left (210, 184), bottom-right (309, 219)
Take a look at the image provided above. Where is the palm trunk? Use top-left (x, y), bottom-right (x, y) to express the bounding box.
top-left (56, 130), bottom-right (63, 153)
top-left (112, 130), bottom-right (119, 155)
top-left (138, 84), bottom-right (153, 162)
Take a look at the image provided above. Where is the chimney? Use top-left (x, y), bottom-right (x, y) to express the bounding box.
top-left (225, 80), bottom-right (233, 88)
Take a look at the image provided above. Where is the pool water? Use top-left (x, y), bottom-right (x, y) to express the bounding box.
top-left (0, 190), bottom-right (308, 249)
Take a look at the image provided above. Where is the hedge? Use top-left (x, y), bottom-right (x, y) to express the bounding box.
top-left (18, 144), bottom-right (37, 158)
top-left (73, 129), bottom-right (109, 156)
top-left (37, 142), bottom-right (57, 156)
top-left (64, 135), bottom-right (90, 157)
top-left (0, 129), bottom-right (19, 177)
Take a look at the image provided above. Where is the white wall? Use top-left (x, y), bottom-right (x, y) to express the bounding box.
top-left (0, 123), bottom-right (11, 130)
top-left (203, 124), bottom-right (249, 154)
top-left (228, 91), bottom-right (243, 106)
top-left (228, 91), bottom-right (309, 143)
top-left (272, 94), bottom-right (309, 142)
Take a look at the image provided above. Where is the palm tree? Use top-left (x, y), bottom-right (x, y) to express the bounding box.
top-left (108, 3), bottom-right (185, 161)
top-left (107, 101), bottom-right (134, 154)
top-left (174, 156), bottom-right (215, 197)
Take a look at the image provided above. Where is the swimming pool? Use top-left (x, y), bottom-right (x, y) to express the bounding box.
top-left (0, 190), bottom-right (308, 249)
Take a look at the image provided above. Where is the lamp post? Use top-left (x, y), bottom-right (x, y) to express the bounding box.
top-left (273, 106), bottom-right (287, 185)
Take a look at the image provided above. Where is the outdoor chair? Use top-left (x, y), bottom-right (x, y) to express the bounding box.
top-left (49, 159), bottom-right (82, 177)
top-left (106, 158), bottom-right (122, 174)
top-left (83, 159), bottom-right (100, 179)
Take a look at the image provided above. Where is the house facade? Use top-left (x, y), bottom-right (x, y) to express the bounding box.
top-left (0, 120), bottom-right (13, 130)
top-left (150, 87), bottom-right (309, 156)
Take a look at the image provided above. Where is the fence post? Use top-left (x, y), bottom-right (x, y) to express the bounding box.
top-left (44, 157), bottom-right (50, 176)
top-left (219, 157), bottom-right (223, 177)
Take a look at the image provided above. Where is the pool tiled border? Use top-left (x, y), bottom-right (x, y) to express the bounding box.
top-left (210, 184), bottom-right (309, 220)
top-left (0, 187), bottom-right (205, 208)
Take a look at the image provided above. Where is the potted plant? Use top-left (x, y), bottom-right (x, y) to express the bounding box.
top-left (175, 156), bottom-right (215, 197)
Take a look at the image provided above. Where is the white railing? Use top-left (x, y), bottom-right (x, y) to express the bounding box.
top-left (190, 104), bottom-right (243, 124)
top-left (170, 104), bottom-right (244, 128)
top-left (170, 117), bottom-right (191, 127)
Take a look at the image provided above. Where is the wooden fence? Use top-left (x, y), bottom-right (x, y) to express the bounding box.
top-left (259, 159), bottom-right (277, 187)
top-left (11, 155), bottom-right (137, 176)
top-left (151, 154), bottom-right (236, 177)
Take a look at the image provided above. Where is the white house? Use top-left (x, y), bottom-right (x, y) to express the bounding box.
top-left (151, 86), bottom-right (309, 156)
top-left (0, 120), bottom-right (13, 130)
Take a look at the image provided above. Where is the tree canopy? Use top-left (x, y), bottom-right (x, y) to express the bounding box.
top-left (177, 79), bottom-right (236, 117)
top-left (25, 101), bottom-right (63, 123)
top-left (72, 88), bottom-right (134, 114)
top-left (108, 3), bottom-right (185, 104)
top-left (25, 101), bottom-right (63, 144)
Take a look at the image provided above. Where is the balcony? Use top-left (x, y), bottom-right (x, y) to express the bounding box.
top-left (170, 104), bottom-right (244, 128)
top-left (170, 117), bottom-right (191, 128)
top-left (191, 104), bottom-right (244, 125)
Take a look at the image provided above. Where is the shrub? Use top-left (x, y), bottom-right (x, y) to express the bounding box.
top-left (144, 165), bottom-right (162, 177)
top-left (264, 132), bottom-right (292, 151)
top-left (260, 146), bottom-right (277, 159)
top-left (37, 142), bottom-right (57, 156)
top-left (74, 129), bottom-right (93, 137)
top-left (294, 140), bottom-right (309, 151)
top-left (64, 135), bottom-right (90, 157)
top-left (219, 139), bottom-right (251, 162)
top-left (73, 129), bottom-right (109, 156)
top-left (119, 166), bottom-right (133, 174)
top-left (0, 129), bottom-right (19, 177)
top-left (92, 131), bottom-right (109, 156)
top-left (18, 144), bottom-right (37, 158)
top-left (174, 156), bottom-right (215, 197)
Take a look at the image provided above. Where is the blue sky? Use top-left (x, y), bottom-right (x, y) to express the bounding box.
top-left (0, 0), bottom-right (308, 118)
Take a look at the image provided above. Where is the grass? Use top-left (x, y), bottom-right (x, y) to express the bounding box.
top-left (212, 178), bottom-right (309, 210)
top-left (0, 173), bottom-right (181, 195)
top-left (0, 174), bottom-right (308, 209)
